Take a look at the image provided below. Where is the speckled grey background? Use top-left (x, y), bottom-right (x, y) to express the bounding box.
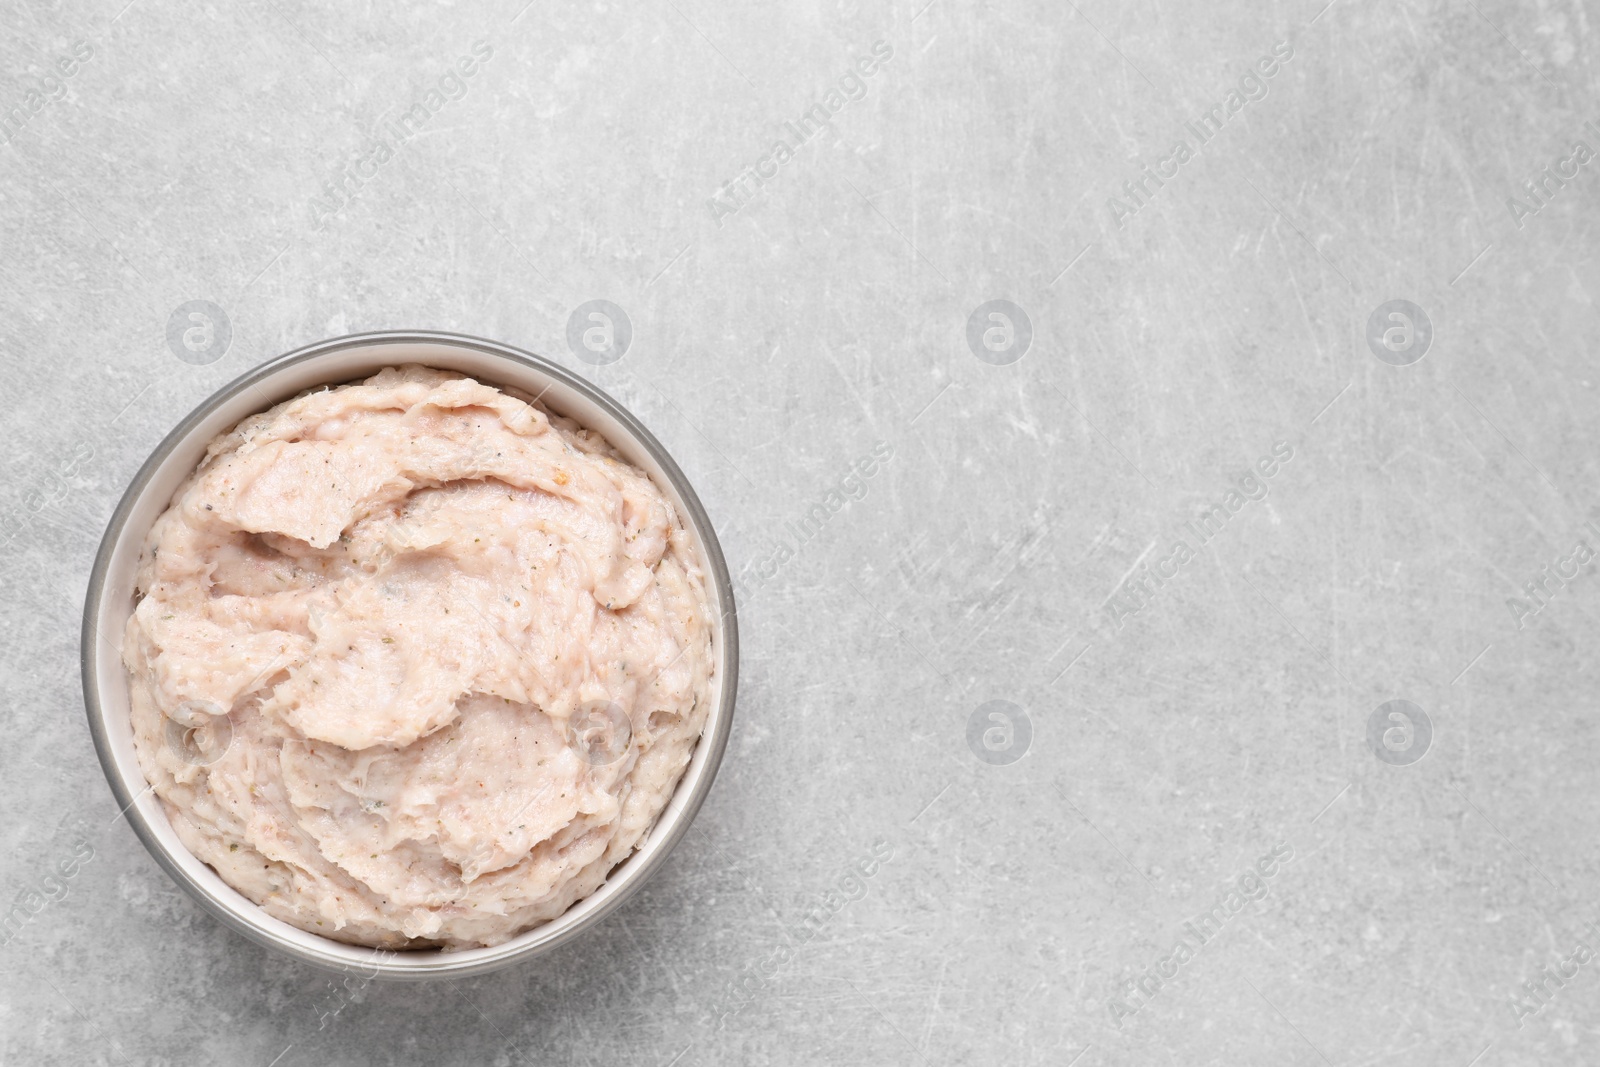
top-left (2, 0), bottom-right (1598, 1063)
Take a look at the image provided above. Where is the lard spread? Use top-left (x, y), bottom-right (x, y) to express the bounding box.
top-left (123, 366), bottom-right (713, 948)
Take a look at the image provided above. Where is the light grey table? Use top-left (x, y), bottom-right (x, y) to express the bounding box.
top-left (3, 0), bottom-right (1597, 1063)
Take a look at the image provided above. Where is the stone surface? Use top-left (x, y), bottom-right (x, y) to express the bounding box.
top-left (2, 0), bottom-right (1598, 1063)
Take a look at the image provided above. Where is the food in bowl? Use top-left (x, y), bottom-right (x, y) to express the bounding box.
top-left (121, 365), bottom-right (714, 948)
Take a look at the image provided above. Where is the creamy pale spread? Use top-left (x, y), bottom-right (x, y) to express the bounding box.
top-left (123, 366), bottom-right (714, 948)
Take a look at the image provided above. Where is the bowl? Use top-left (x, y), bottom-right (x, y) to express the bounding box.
top-left (81, 330), bottom-right (738, 979)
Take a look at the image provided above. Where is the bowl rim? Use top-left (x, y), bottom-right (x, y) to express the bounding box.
top-left (80, 329), bottom-right (738, 979)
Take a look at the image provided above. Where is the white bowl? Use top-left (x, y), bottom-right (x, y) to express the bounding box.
top-left (81, 331), bottom-right (738, 979)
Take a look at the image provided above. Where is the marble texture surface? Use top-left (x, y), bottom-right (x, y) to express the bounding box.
top-left (2, 0), bottom-right (1598, 1063)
